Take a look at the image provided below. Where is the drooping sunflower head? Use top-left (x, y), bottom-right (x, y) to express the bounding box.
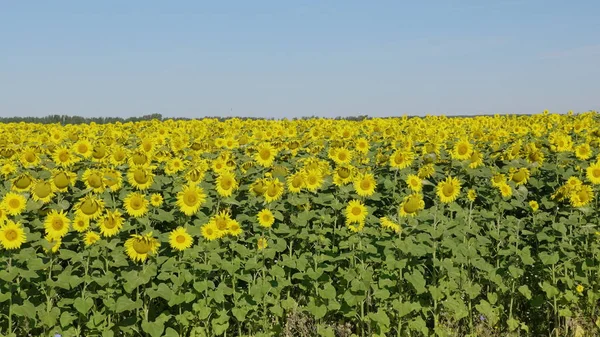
top-left (436, 176), bottom-right (461, 203)
top-left (75, 194), bottom-right (105, 220)
top-left (398, 194), bottom-right (425, 217)
top-left (12, 173), bottom-right (33, 192)
top-left (125, 232), bottom-right (160, 263)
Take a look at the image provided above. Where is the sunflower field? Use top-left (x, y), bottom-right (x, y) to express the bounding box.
top-left (1, 111), bottom-right (600, 337)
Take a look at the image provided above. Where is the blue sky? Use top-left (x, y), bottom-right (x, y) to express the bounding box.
top-left (1, 1), bottom-right (599, 118)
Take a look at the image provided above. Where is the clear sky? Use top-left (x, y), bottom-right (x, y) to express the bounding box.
top-left (1, 1), bottom-right (599, 119)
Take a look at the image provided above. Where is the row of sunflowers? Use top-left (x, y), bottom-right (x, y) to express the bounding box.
top-left (1, 111), bottom-right (600, 336)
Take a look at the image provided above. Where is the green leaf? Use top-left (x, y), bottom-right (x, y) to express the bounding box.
top-left (73, 297), bottom-right (94, 315)
top-left (405, 270), bottom-right (426, 294)
top-left (115, 296), bottom-right (141, 313)
top-left (60, 311), bottom-right (76, 328)
top-left (12, 300), bottom-right (37, 320)
top-left (142, 319), bottom-right (165, 337)
top-left (518, 285), bottom-right (532, 300)
top-left (539, 252), bottom-right (559, 265)
top-left (368, 309), bottom-right (390, 328)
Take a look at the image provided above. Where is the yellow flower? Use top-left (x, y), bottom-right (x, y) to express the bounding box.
top-left (83, 231), bottom-right (100, 246)
top-left (467, 189), bottom-right (477, 202)
top-left (82, 169), bottom-right (105, 193)
top-left (576, 284), bottom-right (584, 293)
top-left (124, 232), bottom-right (160, 263)
top-left (150, 193), bottom-right (164, 207)
top-left (570, 185), bottom-right (594, 208)
top-left (389, 150), bottom-right (414, 170)
top-left (379, 217), bottom-right (401, 233)
top-left (11, 173), bottom-right (33, 192)
top-left (287, 171), bottom-right (305, 193)
top-left (510, 168), bottom-right (530, 186)
top-left (406, 174), bottom-right (422, 192)
top-left (257, 209), bottom-right (275, 228)
top-left (72, 215), bottom-right (90, 233)
top-left (452, 139), bottom-right (473, 160)
top-left (31, 180), bottom-right (55, 203)
top-left (263, 179), bottom-right (285, 203)
top-left (436, 176), bottom-right (461, 203)
top-left (169, 227), bottom-right (193, 251)
top-left (354, 173), bottom-right (376, 197)
top-left (575, 143), bottom-right (592, 160)
top-left (529, 200), bottom-right (539, 212)
top-left (255, 143), bottom-right (277, 167)
top-left (127, 166), bottom-right (154, 190)
top-left (1, 192), bottom-right (27, 216)
top-left (0, 220), bottom-right (26, 250)
top-left (215, 171), bottom-right (238, 197)
top-left (74, 194), bottom-right (105, 220)
top-left (228, 219), bottom-right (243, 236)
top-left (98, 209), bottom-right (124, 237)
top-left (586, 161), bottom-right (600, 185)
top-left (257, 237), bottom-right (268, 250)
top-left (176, 184), bottom-right (206, 216)
top-left (44, 210), bottom-right (71, 240)
top-left (499, 183), bottom-right (512, 198)
top-left (201, 222), bottom-right (219, 241)
top-left (398, 194), bottom-right (425, 217)
top-left (345, 199), bottom-right (367, 225)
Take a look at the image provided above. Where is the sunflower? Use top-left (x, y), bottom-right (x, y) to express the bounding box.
top-left (98, 209), bottom-right (124, 237)
top-left (355, 138), bottom-right (370, 154)
top-left (452, 140), bottom-right (473, 160)
top-left (1, 192), bottom-right (27, 216)
top-left (398, 194), bottom-right (425, 217)
top-left (330, 147), bottom-right (353, 165)
top-left (216, 171), bottom-right (238, 197)
top-left (72, 215), bottom-right (90, 232)
top-left (406, 174), bottom-right (422, 192)
top-left (304, 170), bottom-right (324, 192)
top-left (1, 162), bottom-right (16, 177)
top-left (150, 193), bottom-right (163, 207)
top-left (257, 237), bottom-right (268, 250)
top-left (418, 164), bottom-right (435, 179)
top-left (491, 174), bottom-right (506, 188)
top-left (575, 143), bottom-right (592, 160)
top-left (0, 220), bottom-right (26, 250)
top-left (345, 199), bottom-right (367, 225)
top-left (468, 150), bottom-right (484, 169)
top-left (44, 210), bottom-right (70, 240)
top-left (0, 207), bottom-right (7, 224)
top-left (74, 139), bottom-right (93, 158)
top-left (211, 211), bottom-right (232, 237)
top-left (257, 209), bottom-right (275, 228)
top-left (529, 200), bottom-right (539, 212)
top-left (44, 235), bottom-right (62, 254)
top-left (250, 178), bottom-right (268, 196)
top-left (74, 194), bottom-right (105, 220)
top-left (82, 169), bottom-right (106, 193)
top-left (255, 143), bottom-right (277, 167)
top-left (333, 165), bottom-right (354, 186)
top-left (176, 185), bottom-right (206, 216)
top-left (570, 185), bottom-right (594, 208)
top-left (228, 219), bottom-right (243, 236)
top-left (287, 171), bottom-right (305, 193)
top-left (84, 231), bottom-right (101, 246)
top-left (379, 217), bottom-right (401, 233)
top-left (499, 183), bottom-right (512, 198)
top-left (201, 222), bottom-right (219, 241)
top-left (169, 227), bottom-right (193, 251)
top-left (510, 168), bottom-right (530, 186)
top-left (165, 158), bottom-right (186, 175)
top-left (31, 180), bottom-right (55, 203)
top-left (436, 176), bottom-right (461, 203)
top-left (354, 173), bottom-right (376, 197)
top-left (11, 173), bottom-right (33, 192)
top-left (123, 192), bottom-right (149, 218)
top-left (586, 161), bottom-right (600, 185)
top-left (19, 148), bottom-right (40, 168)
top-left (52, 146), bottom-right (78, 167)
top-left (389, 150), bottom-right (414, 170)
top-left (103, 168), bottom-right (123, 192)
top-left (124, 232), bottom-right (160, 263)
top-left (52, 170), bottom-right (76, 192)
top-left (128, 166), bottom-right (154, 190)
top-left (110, 145), bottom-right (128, 166)
top-left (264, 179), bottom-right (285, 203)
top-left (467, 189), bottom-right (477, 202)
